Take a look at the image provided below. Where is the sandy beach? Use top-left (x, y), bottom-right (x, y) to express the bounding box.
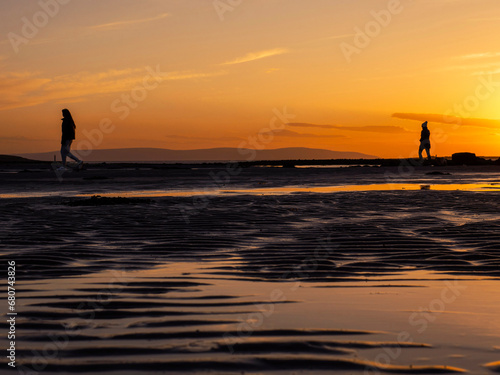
top-left (1, 163), bottom-right (500, 374)
top-left (5, 0), bottom-right (500, 373)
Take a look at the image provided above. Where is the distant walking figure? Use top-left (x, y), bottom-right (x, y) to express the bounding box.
top-left (60, 109), bottom-right (83, 170)
top-left (419, 121), bottom-right (431, 161)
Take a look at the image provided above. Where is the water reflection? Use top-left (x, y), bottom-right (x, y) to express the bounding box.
top-left (1, 183), bottom-right (500, 199)
top-left (79, 183), bottom-right (500, 198)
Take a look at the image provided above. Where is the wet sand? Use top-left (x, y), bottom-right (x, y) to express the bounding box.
top-left (1, 164), bottom-right (500, 373)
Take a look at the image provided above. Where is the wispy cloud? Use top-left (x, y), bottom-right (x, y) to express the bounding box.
top-left (0, 72), bottom-right (52, 110)
top-left (166, 134), bottom-right (243, 142)
top-left (288, 123), bottom-right (409, 133)
top-left (222, 48), bottom-right (289, 66)
top-left (0, 68), bottom-right (223, 111)
top-left (338, 125), bottom-right (409, 133)
top-left (392, 113), bottom-right (500, 129)
top-left (265, 129), bottom-right (344, 138)
top-left (444, 52), bottom-right (500, 75)
top-left (288, 123), bottom-right (335, 129)
top-left (166, 71), bottom-right (226, 81)
top-left (457, 52), bottom-right (500, 60)
top-left (440, 61), bottom-right (500, 76)
top-left (91, 13), bottom-right (169, 31)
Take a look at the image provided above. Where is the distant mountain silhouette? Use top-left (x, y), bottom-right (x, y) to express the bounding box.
top-left (17, 147), bottom-right (378, 162)
top-left (0, 154), bottom-right (41, 163)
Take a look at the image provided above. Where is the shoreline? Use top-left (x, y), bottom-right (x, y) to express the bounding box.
top-left (2, 153), bottom-right (500, 170)
top-left (1, 162), bottom-right (500, 197)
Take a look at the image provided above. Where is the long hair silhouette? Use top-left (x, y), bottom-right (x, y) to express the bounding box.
top-left (62, 108), bottom-right (76, 129)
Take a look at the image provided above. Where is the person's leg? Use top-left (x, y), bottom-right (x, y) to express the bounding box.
top-left (65, 140), bottom-right (81, 163)
top-left (61, 142), bottom-right (69, 167)
top-left (418, 144), bottom-right (424, 160)
top-left (425, 146), bottom-right (431, 160)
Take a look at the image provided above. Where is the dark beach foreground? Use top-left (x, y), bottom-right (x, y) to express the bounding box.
top-left (1, 163), bottom-right (500, 374)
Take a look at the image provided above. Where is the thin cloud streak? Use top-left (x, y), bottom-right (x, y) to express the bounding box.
top-left (393, 113), bottom-right (500, 129)
top-left (91, 13), bottom-right (169, 31)
top-left (266, 129), bottom-right (344, 138)
top-left (457, 52), bottom-right (500, 60)
top-left (288, 123), bottom-right (409, 133)
top-left (166, 71), bottom-right (226, 81)
top-left (166, 134), bottom-right (243, 142)
top-left (288, 123), bottom-right (335, 129)
top-left (0, 69), bottom-right (224, 111)
top-left (222, 48), bottom-right (289, 65)
top-left (440, 62), bottom-right (500, 76)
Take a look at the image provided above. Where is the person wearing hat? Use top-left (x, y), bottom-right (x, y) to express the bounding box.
top-left (419, 121), bottom-right (431, 161)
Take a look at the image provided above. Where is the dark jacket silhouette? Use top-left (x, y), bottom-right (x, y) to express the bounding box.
top-left (61, 117), bottom-right (76, 144)
top-left (420, 127), bottom-right (430, 144)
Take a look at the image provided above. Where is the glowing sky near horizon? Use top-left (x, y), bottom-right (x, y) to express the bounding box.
top-left (1, 0), bottom-right (500, 157)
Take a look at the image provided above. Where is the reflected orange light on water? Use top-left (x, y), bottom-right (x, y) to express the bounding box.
top-left (1, 183), bottom-right (500, 199)
top-left (77, 183), bottom-right (500, 198)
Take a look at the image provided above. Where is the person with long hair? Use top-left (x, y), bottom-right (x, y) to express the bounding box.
top-left (418, 121), bottom-right (431, 162)
top-left (60, 108), bottom-right (83, 170)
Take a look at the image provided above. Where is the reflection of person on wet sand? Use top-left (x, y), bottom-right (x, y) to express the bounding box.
top-left (419, 121), bottom-right (431, 161)
top-left (59, 108), bottom-right (83, 171)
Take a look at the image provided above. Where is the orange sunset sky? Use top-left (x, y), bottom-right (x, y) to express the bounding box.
top-left (2, 0), bottom-right (500, 158)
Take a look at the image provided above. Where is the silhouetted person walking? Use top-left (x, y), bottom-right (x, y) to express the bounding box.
top-left (59, 108), bottom-right (83, 170)
top-left (419, 121), bottom-right (431, 161)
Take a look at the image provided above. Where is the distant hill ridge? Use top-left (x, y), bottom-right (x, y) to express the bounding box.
top-left (17, 147), bottom-right (378, 162)
top-left (0, 154), bottom-right (42, 163)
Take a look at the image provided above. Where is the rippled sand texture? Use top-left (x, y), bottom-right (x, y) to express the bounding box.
top-left (1, 190), bottom-right (500, 373)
